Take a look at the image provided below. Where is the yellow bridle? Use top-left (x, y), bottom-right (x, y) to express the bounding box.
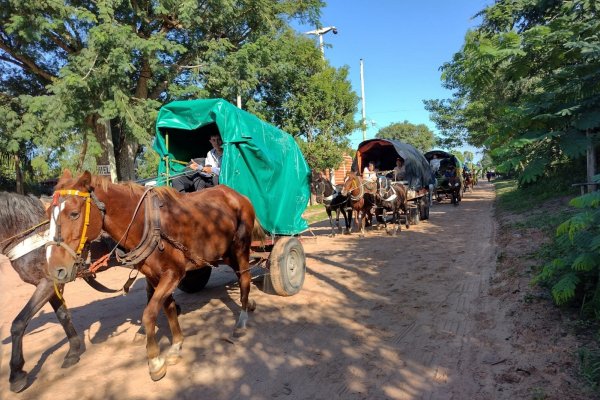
top-left (52, 189), bottom-right (92, 256)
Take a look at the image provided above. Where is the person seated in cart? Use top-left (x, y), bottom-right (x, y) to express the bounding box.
top-left (171, 132), bottom-right (223, 193)
top-left (430, 154), bottom-right (441, 174)
top-left (362, 161), bottom-right (378, 193)
top-left (393, 157), bottom-right (406, 181)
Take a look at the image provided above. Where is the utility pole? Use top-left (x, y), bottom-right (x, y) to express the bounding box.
top-left (360, 58), bottom-right (367, 142)
top-left (304, 26), bottom-right (338, 59)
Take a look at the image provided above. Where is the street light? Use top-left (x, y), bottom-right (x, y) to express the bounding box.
top-left (304, 26), bottom-right (338, 57)
top-left (304, 26), bottom-right (338, 185)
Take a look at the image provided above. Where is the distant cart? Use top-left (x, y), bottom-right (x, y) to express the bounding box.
top-left (352, 139), bottom-right (434, 225)
top-left (152, 98), bottom-right (311, 296)
top-left (424, 150), bottom-right (463, 205)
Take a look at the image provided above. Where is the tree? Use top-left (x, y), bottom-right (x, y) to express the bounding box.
top-left (425, 0), bottom-right (600, 185)
top-left (0, 0), bottom-right (325, 183)
top-left (375, 121), bottom-right (437, 152)
top-left (240, 31), bottom-right (359, 170)
top-left (463, 151), bottom-right (474, 163)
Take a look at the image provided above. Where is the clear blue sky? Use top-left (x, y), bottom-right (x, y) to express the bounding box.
top-left (295, 0), bottom-right (492, 162)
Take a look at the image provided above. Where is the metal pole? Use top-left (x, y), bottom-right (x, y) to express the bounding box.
top-left (360, 58), bottom-right (367, 142)
top-left (319, 34), bottom-right (325, 58)
top-left (237, 94), bottom-right (242, 108)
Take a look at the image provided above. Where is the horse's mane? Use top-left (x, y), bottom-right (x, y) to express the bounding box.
top-left (90, 175), bottom-right (180, 204)
top-left (0, 192), bottom-right (46, 244)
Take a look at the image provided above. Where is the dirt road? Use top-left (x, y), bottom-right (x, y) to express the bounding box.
top-left (0, 183), bottom-right (583, 399)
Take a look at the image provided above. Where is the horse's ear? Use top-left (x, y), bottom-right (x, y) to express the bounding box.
top-left (77, 170), bottom-right (93, 190)
top-left (61, 169), bottom-right (73, 180)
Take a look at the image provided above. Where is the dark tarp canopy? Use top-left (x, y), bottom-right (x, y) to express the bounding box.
top-left (423, 150), bottom-right (463, 169)
top-left (424, 150), bottom-right (464, 187)
top-left (351, 139), bottom-right (433, 189)
top-left (152, 98), bottom-right (311, 235)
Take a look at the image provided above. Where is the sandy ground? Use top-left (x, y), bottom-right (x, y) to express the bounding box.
top-left (0, 182), bottom-right (592, 399)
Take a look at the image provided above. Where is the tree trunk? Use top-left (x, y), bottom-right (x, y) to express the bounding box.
top-left (76, 131), bottom-right (88, 171)
top-left (90, 114), bottom-right (118, 182)
top-left (14, 154), bottom-right (24, 195)
top-left (587, 129), bottom-right (597, 192)
top-left (117, 138), bottom-right (139, 181)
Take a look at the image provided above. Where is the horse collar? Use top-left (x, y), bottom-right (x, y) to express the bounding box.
top-left (115, 188), bottom-right (164, 267)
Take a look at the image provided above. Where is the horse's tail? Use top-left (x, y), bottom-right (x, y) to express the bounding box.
top-left (252, 218), bottom-right (267, 245)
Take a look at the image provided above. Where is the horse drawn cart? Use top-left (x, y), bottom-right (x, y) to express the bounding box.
top-left (352, 139), bottom-right (433, 227)
top-left (424, 150), bottom-right (463, 205)
top-left (152, 98), bottom-right (311, 296)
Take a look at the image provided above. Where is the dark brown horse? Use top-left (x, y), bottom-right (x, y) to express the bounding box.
top-left (448, 174), bottom-right (462, 205)
top-left (1, 191), bottom-right (126, 392)
top-left (0, 192), bottom-right (83, 392)
top-left (310, 173), bottom-right (350, 236)
top-left (374, 176), bottom-right (409, 235)
top-left (340, 172), bottom-right (375, 236)
top-left (45, 170), bottom-right (262, 381)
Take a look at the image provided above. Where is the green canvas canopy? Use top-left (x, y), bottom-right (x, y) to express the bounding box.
top-left (152, 98), bottom-right (310, 235)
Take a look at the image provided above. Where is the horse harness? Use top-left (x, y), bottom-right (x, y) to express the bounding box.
top-left (47, 187), bottom-right (213, 290)
top-left (315, 179), bottom-right (347, 207)
top-left (346, 176), bottom-right (365, 202)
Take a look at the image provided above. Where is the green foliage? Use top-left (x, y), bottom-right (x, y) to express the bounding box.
top-left (579, 347), bottom-right (600, 390)
top-left (425, 0), bottom-right (600, 184)
top-left (135, 147), bottom-right (160, 180)
top-left (535, 173), bottom-right (600, 313)
top-left (375, 120), bottom-right (437, 152)
top-left (1, 0), bottom-right (352, 182)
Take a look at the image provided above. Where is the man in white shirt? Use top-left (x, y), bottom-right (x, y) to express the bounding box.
top-left (430, 154), bottom-right (441, 174)
top-left (393, 158), bottom-right (406, 181)
top-left (194, 132), bottom-right (223, 185)
top-left (172, 133), bottom-right (223, 192)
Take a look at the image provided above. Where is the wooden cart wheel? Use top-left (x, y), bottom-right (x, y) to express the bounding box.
top-left (268, 237), bottom-right (305, 296)
top-left (178, 267), bottom-right (212, 293)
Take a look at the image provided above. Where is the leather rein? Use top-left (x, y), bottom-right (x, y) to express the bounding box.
top-left (48, 186), bottom-right (212, 293)
top-left (46, 188), bottom-right (163, 287)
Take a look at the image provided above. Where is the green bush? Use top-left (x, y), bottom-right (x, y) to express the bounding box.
top-left (534, 174), bottom-right (600, 316)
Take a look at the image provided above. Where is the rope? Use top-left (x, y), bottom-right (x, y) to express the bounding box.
top-left (0, 219), bottom-right (50, 248)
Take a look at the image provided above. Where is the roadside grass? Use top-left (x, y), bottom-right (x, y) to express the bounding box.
top-left (579, 347), bottom-right (600, 391)
top-left (494, 178), bottom-right (578, 232)
top-left (303, 204), bottom-right (329, 225)
top-left (494, 177), bottom-right (577, 213)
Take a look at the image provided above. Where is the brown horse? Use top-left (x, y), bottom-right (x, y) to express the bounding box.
top-left (45, 170), bottom-right (262, 381)
top-left (1, 192), bottom-right (122, 392)
top-left (463, 172), bottom-right (474, 193)
top-left (340, 172), bottom-right (375, 236)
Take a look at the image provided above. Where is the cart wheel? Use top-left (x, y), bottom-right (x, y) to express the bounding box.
top-left (420, 201), bottom-right (430, 220)
top-left (268, 237), bottom-right (305, 296)
top-left (178, 267), bottom-right (212, 293)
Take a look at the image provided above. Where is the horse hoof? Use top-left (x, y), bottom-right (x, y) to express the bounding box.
top-left (61, 353), bottom-right (81, 368)
top-left (149, 356), bottom-right (167, 381)
top-left (232, 328), bottom-right (247, 338)
top-left (10, 372), bottom-right (28, 393)
top-left (166, 353), bottom-right (181, 366)
top-left (247, 299), bottom-right (257, 312)
top-left (166, 341), bottom-right (183, 366)
top-left (133, 332), bottom-right (146, 346)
